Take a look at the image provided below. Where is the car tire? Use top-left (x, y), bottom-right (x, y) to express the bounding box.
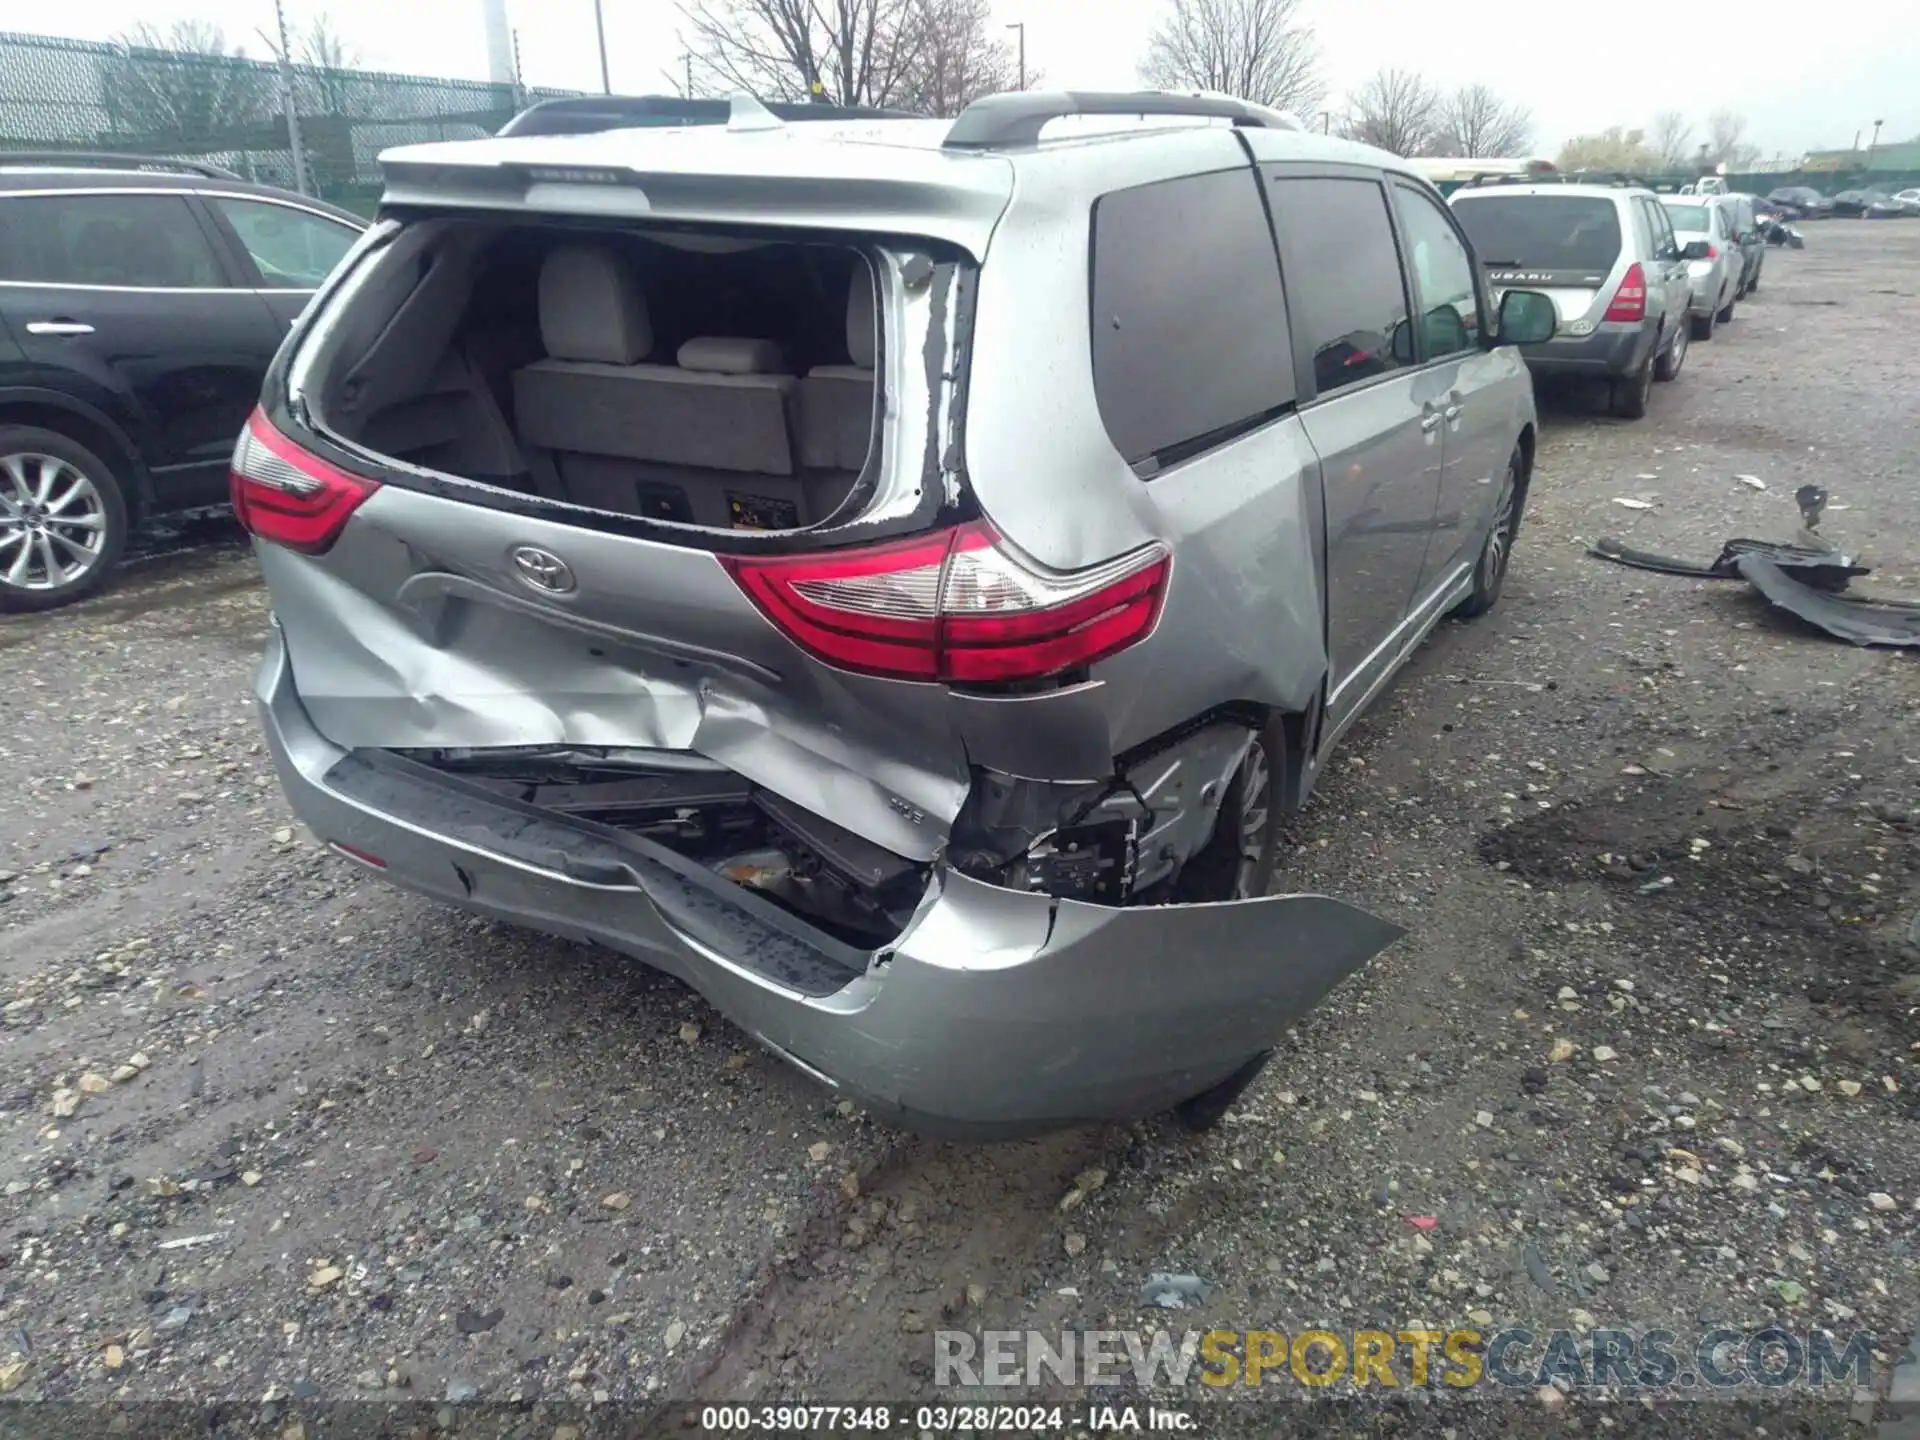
top-left (1172, 1050), bottom-right (1274, 1133)
top-left (1610, 348), bottom-right (1653, 419)
top-left (1690, 306), bottom-right (1716, 341)
top-left (1170, 718), bottom-right (1286, 904)
top-left (1654, 315), bottom-right (1688, 381)
top-left (1454, 446), bottom-right (1526, 619)
top-left (0, 425), bottom-right (129, 614)
top-left (1717, 290), bottom-right (1736, 324)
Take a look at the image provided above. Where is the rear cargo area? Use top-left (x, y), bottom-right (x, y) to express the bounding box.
top-left (306, 219), bottom-right (881, 533)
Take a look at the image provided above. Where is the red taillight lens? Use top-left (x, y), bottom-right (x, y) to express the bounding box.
top-left (1604, 262), bottom-right (1647, 323)
top-left (229, 407), bottom-right (378, 555)
top-left (722, 521), bottom-right (1171, 684)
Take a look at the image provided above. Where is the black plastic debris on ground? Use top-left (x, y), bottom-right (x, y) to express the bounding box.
top-left (1588, 537), bottom-right (1920, 648)
top-left (1734, 553), bottom-right (1920, 647)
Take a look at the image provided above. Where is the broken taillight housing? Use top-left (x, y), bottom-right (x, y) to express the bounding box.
top-left (230, 407), bottom-right (379, 555)
top-left (722, 521), bottom-right (1171, 684)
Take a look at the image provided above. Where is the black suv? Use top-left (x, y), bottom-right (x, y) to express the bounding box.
top-left (0, 154), bottom-right (364, 610)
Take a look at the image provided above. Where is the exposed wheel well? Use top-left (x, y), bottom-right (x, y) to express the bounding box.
top-left (0, 402), bottom-right (148, 519)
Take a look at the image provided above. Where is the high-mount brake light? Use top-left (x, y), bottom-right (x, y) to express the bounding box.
top-left (722, 521), bottom-right (1171, 684)
top-left (229, 408), bottom-right (379, 555)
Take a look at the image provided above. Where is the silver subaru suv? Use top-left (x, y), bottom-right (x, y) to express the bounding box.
top-left (1450, 176), bottom-right (1699, 420)
top-left (241, 92), bottom-right (1557, 1136)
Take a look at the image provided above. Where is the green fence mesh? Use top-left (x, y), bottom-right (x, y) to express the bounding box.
top-left (0, 29), bottom-right (576, 212)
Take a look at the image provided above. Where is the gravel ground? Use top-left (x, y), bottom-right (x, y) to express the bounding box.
top-left (2, 223), bottom-right (1916, 1431)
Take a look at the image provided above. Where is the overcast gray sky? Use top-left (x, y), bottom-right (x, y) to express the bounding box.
top-left (2, 0), bottom-right (1914, 159)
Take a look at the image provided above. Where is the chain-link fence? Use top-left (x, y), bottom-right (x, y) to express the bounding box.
top-left (0, 29), bottom-right (576, 213)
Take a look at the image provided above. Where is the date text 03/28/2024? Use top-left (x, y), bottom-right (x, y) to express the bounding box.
top-left (697, 1404), bottom-right (1194, 1432)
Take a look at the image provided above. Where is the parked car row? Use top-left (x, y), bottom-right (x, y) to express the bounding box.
top-left (1448, 174), bottom-right (1768, 420)
top-left (0, 99), bottom-right (1809, 1133)
top-left (1765, 183), bottom-right (1920, 219)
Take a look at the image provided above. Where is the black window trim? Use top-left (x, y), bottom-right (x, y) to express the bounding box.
top-left (1387, 175), bottom-right (1490, 366)
top-left (1260, 162), bottom-right (1416, 407)
top-left (1087, 161), bottom-right (1302, 479)
top-left (0, 186), bottom-right (255, 293)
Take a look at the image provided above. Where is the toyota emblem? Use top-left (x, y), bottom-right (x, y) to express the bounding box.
top-left (509, 545), bottom-right (575, 595)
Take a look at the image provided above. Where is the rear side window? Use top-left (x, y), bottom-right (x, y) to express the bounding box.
top-left (1089, 168), bottom-right (1294, 469)
top-left (212, 197), bottom-right (360, 289)
top-left (1646, 200), bottom-right (1679, 258)
top-left (1265, 176), bottom-right (1411, 398)
top-left (1662, 202), bottom-right (1711, 232)
top-left (1451, 195), bottom-right (1624, 274)
top-left (0, 193), bottom-right (225, 288)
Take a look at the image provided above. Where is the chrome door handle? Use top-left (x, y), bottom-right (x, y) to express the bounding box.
top-left (25, 320), bottom-right (94, 336)
top-left (1420, 412), bottom-right (1443, 433)
top-left (1443, 404), bottom-right (1464, 422)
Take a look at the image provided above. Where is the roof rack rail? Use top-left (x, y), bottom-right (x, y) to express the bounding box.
top-left (0, 149), bottom-right (241, 180)
top-left (943, 90), bottom-right (1301, 149)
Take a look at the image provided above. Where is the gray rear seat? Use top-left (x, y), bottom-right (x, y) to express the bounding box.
top-left (511, 245), bottom-right (799, 483)
top-left (797, 267), bottom-right (877, 473)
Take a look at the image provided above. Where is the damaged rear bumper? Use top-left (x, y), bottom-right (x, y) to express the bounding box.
top-left (257, 625), bottom-right (1403, 1137)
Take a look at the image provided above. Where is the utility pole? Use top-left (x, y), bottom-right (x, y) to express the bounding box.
top-left (270, 0), bottom-right (307, 194)
top-left (594, 0), bottom-right (611, 94)
top-left (1006, 22), bottom-right (1025, 90)
top-left (1868, 117), bottom-right (1884, 170)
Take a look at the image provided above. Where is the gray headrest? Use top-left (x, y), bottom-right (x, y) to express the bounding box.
top-left (846, 268), bottom-right (875, 370)
top-left (676, 336), bottom-right (790, 375)
top-left (538, 245), bottom-right (652, 364)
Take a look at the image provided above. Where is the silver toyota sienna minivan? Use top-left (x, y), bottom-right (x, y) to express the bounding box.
top-left (240, 91), bottom-right (1557, 1137)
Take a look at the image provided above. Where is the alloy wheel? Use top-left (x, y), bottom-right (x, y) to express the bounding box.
top-left (1232, 739), bottom-right (1273, 900)
top-left (0, 452), bottom-right (110, 592)
top-left (1481, 462), bottom-right (1518, 593)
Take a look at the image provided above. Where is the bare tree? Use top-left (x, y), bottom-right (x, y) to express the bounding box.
top-left (1555, 126), bottom-right (1660, 173)
top-left (1431, 84), bottom-right (1532, 157)
top-left (298, 13), bottom-right (359, 70)
top-left (1704, 109), bottom-right (1760, 170)
top-left (1340, 67), bottom-right (1438, 156)
top-left (894, 0), bottom-right (1029, 118)
top-left (1649, 109), bottom-right (1692, 171)
top-left (680, 0), bottom-right (923, 107)
top-left (106, 21), bottom-right (274, 145)
top-left (1137, 0), bottom-right (1323, 116)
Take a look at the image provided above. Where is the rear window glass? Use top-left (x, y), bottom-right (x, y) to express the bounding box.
top-left (1451, 195), bottom-right (1623, 273)
top-left (1090, 167), bottom-right (1295, 469)
top-left (1662, 203), bottom-right (1711, 231)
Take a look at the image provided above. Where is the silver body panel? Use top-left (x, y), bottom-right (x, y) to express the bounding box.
top-left (248, 109), bottom-right (1541, 1133)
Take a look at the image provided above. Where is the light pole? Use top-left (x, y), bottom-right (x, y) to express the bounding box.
top-left (594, 0), bottom-right (611, 94)
top-left (269, 0), bottom-right (307, 195)
top-left (1006, 22), bottom-right (1025, 90)
top-left (1868, 117), bottom-right (1884, 170)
